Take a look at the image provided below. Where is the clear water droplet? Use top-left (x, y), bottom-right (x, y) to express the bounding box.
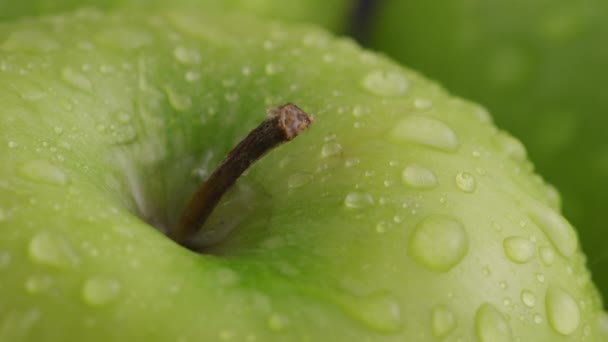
top-left (165, 85), bottom-right (192, 111)
top-left (521, 290), bottom-right (536, 308)
top-left (539, 246), bottom-right (555, 266)
top-left (351, 105), bottom-right (369, 117)
top-left (265, 63), bottom-right (281, 75)
top-left (0, 250), bottom-right (12, 268)
top-left (2, 29), bottom-right (60, 52)
top-left (503, 236), bottom-right (535, 263)
top-left (7, 141), bottom-right (18, 148)
top-left (528, 204), bottom-right (577, 258)
top-left (287, 173), bottom-right (313, 189)
top-left (344, 192), bottom-right (374, 209)
top-left (431, 305), bottom-right (456, 338)
top-left (402, 164), bottom-right (438, 189)
top-left (361, 70), bottom-right (408, 96)
top-left (414, 98), bottom-right (433, 109)
top-left (455, 172), bottom-right (476, 193)
top-left (185, 70), bottom-right (201, 82)
top-left (321, 142), bottom-right (342, 157)
top-left (375, 221), bottom-right (392, 233)
top-left (340, 292), bottom-right (403, 333)
top-left (28, 232), bottom-right (79, 268)
top-left (82, 277), bottom-right (121, 306)
top-left (61, 67), bottom-right (92, 92)
top-left (20, 159), bottom-right (69, 185)
top-left (173, 46), bottom-right (201, 65)
top-left (536, 273), bottom-right (546, 283)
top-left (391, 115), bottom-right (459, 152)
top-left (25, 274), bottom-right (53, 294)
top-left (546, 287), bottom-right (580, 335)
top-left (534, 314), bottom-right (543, 324)
top-left (409, 216), bottom-right (468, 272)
top-left (267, 313), bottom-right (289, 332)
top-left (495, 132), bottom-right (527, 162)
top-left (475, 304), bottom-right (512, 342)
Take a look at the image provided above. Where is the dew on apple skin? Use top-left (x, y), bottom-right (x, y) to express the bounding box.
top-left (7, 141), bottom-right (18, 149)
top-left (495, 132), bottom-right (527, 162)
top-left (267, 313), bottom-right (289, 332)
top-left (409, 216), bottom-right (468, 272)
top-left (1, 29), bottom-right (60, 52)
top-left (455, 172), bottom-right (476, 193)
top-left (19, 159), bottom-right (69, 186)
top-left (82, 276), bottom-right (121, 306)
top-left (287, 173), bottom-right (313, 189)
top-left (475, 303), bottom-right (513, 342)
top-left (503, 236), bottom-right (535, 264)
top-left (402, 164), bottom-right (438, 189)
top-left (342, 292), bottom-right (403, 334)
top-left (61, 67), bottom-right (92, 92)
top-left (361, 69), bottom-right (408, 96)
top-left (344, 192), bottom-right (374, 209)
top-left (414, 98), bottom-right (433, 110)
top-left (320, 142), bottom-right (342, 158)
top-left (539, 246), bottom-right (555, 266)
top-left (521, 290), bottom-right (536, 308)
top-left (164, 85), bottom-right (193, 111)
top-left (185, 70), bottom-right (201, 83)
top-left (534, 314), bottom-right (543, 324)
top-left (545, 287), bottom-right (580, 335)
top-left (0, 250), bottom-right (12, 269)
top-left (173, 46), bottom-right (201, 65)
top-left (28, 232), bottom-right (79, 269)
top-left (390, 115), bottom-right (459, 152)
top-left (528, 204), bottom-right (577, 258)
top-left (431, 305), bottom-right (457, 338)
top-left (25, 274), bottom-right (53, 294)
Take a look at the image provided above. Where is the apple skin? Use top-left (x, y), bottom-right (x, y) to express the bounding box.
top-left (0, 9), bottom-right (606, 341)
top-left (368, 0), bottom-right (608, 303)
top-left (0, 0), bottom-right (356, 33)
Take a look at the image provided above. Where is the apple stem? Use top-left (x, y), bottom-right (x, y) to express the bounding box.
top-left (170, 103), bottom-right (314, 247)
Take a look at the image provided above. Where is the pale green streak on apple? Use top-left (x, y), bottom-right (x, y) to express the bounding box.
top-left (0, 9), bottom-right (605, 341)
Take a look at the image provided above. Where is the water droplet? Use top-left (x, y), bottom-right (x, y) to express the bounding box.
top-left (409, 216), bottom-right (468, 272)
top-left (25, 274), bottom-right (53, 294)
top-left (546, 287), bottom-right (580, 335)
top-left (414, 98), bottom-right (433, 109)
top-left (7, 141), bottom-right (18, 148)
top-left (165, 85), bottom-right (192, 111)
top-left (375, 221), bottom-right (392, 233)
top-left (454, 172), bottom-right (476, 193)
top-left (0, 250), bottom-right (12, 268)
top-left (521, 290), bottom-right (536, 308)
top-left (2, 29), bottom-right (60, 52)
top-left (495, 132), bottom-right (527, 162)
top-left (351, 105), bottom-right (369, 117)
top-left (402, 164), bottom-right (438, 189)
top-left (475, 304), bottom-right (512, 342)
top-left (20, 159), bottom-right (69, 185)
top-left (361, 70), bottom-right (408, 96)
top-left (173, 46), bottom-right (201, 65)
top-left (536, 273), bottom-right (545, 283)
top-left (61, 67), bottom-right (92, 92)
top-left (431, 305), bottom-right (456, 338)
top-left (340, 292), bottom-right (403, 333)
top-left (28, 232), bottom-right (79, 268)
top-left (528, 204), bottom-right (577, 258)
top-left (391, 115), bottom-right (459, 152)
top-left (503, 236), bottom-right (535, 263)
top-left (185, 70), bottom-right (201, 82)
top-left (267, 313), bottom-right (289, 332)
top-left (539, 247), bottom-right (555, 266)
top-left (344, 192), bottom-right (374, 209)
top-left (321, 142), bottom-right (342, 157)
top-left (82, 277), bottom-right (121, 306)
top-left (287, 173), bottom-right (313, 189)
top-left (265, 63), bottom-right (281, 75)
top-left (534, 314), bottom-right (543, 324)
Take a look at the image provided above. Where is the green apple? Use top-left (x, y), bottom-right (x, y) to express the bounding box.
top-left (0, 0), bottom-right (356, 33)
top-left (368, 1), bottom-right (608, 301)
top-left (0, 8), bottom-right (606, 341)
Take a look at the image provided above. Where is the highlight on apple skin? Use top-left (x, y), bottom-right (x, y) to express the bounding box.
top-left (0, 8), bottom-right (607, 341)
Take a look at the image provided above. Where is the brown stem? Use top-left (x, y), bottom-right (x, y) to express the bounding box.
top-left (170, 103), bottom-right (313, 247)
